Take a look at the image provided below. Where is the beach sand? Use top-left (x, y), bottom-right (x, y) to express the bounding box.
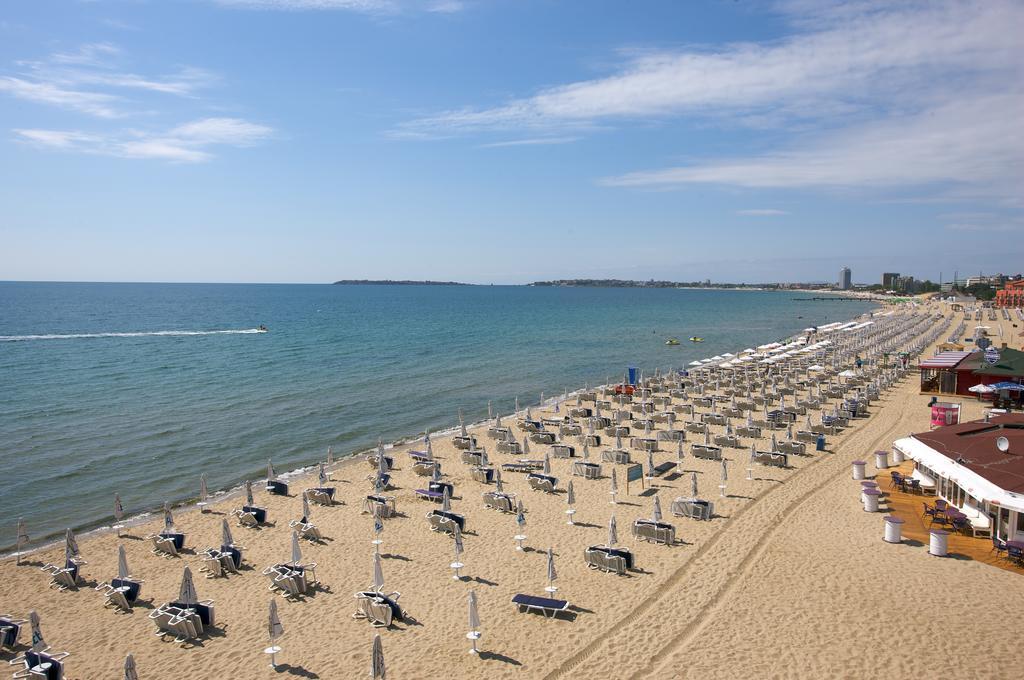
top-left (3, 303), bottom-right (1021, 679)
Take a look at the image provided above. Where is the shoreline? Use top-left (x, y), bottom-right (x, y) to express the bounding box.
top-left (2, 302), bottom-right (879, 558)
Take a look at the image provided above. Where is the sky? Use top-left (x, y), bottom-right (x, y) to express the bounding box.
top-left (2, 0), bottom-right (1022, 285)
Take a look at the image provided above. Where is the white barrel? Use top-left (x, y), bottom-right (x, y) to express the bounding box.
top-left (883, 516), bottom-right (904, 543)
top-left (929, 529), bottom-right (949, 556)
top-left (862, 488), bottom-right (880, 512)
top-left (874, 451), bottom-right (888, 470)
top-left (892, 447), bottom-right (905, 464)
top-left (852, 461), bottom-right (866, 480)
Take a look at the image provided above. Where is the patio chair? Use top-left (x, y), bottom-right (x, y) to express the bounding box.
top-left (990, 535), bottom-right (1007, 557)
top-left (0, 615), bottom-right (27, 652)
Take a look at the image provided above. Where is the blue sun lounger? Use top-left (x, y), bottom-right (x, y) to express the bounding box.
top-left (416, 489), bottom-right (444, 502)
top-left (266, 480), bottom-right (289, 496)
top-left (512, 594), bottom-right (569, 618)
top-left (17, 650), bottom-right (68, 680)
top-left (0, 615), bottom-right (26, 651)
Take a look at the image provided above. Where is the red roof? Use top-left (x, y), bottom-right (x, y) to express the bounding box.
top-left (912, 414), bottom-right (1024, 493)
top-left (919, 351), bottom-right (973, 369)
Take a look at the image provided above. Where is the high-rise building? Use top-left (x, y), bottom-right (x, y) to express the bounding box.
top-left (838, 267), bottom-right (852, 290)
top-left (882, 272), bottom-right (899, 289)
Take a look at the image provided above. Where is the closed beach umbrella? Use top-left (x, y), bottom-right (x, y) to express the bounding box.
top-left (526, 406), bottom-right (532, 421)
top-left (29, 610), bottom-right (44, 651)
top-left (372, 552), bottom-right (385, 593)
top-left (269, 599), bottom-right (284, 642)
top-left (377, 443), bottom-right (387, 476)
top-left (750, 443), bottom-right (757, 466)
top-left (441, 487), bottom-right (451, 513)
top-left (703, 428), bottom-right (710, 446)
top-left (608, 515), bottom-right (618, 547)
top-left (691, 471), bottom-right (698, 498)
top-left (372, 634), bottom-right (386, 680)
top-left (124, 654), bottom-right (139, 680)
top-left (162, 503), bottom-right (175, 532)
top-left (118, 544), bottom-right (131, 580)
top-left (588, 419), bottom-right (595, 436)
top-left (200, 474), bottom-right (209, 504)
top-left (16, 518), bottom-right (29, 563)
top-left (646, 450), bottom-right (655, 478)
top-left (327, 446), bottom-right (334, 466)
top-left (65, 527), bottom-right (80, 561)
top-left (425, 432), bottom-right (433, 459)
top-left (453, 524), bottom-right (464, 560)
top-left (480, 448), bottom-right (489, 467)
top-left (546, 547), bottom-right (557, 591)
top-left (494, 468), bottom-right (504, 493)
top-left (114, 494), bottom-right (125, 523)
top-left (267, 459), bottom-right (276, 482)
top-left (652, 495), bottom-right (663, 523)
top-left (319, 462), bottom-right (328, 486)
top-left (245, 480), bottom-right (255, 506)
top-left (676, 437), bottom-right (685, 464)
top-left (487, 401), bottom-right (493, 420)
top-left (610, 468), bottom-right (618, 496)
top-left (290, 531), bottom-right (302, 566)
top-left (301, 494), bottom-right (311, 522)
top-left (515, 396), bottom-right (519, 413)
top-left (515, 501), bottom-right (526, 531)
top-left (583, 442), bottom-right (590, 461)
top-left (522, 436), bottom-right (530, 456)
top-left (615, 432), bottom-right (623, 449)
top-left (178, 567), bottom-right (198, 606)
top-left (432, 464), bottom-right (442, 484)
top-left (373, 507), bottom-right (384, 542)
top-left (721, 458), bottom-right (728, 484)
top-left (644, 420), bottom-right (652, 437)
top-left (543, 452), bottom-right (551, 476)
top-left (566, 480), bottom-right (575, 507)
top-left (221, 518), bottom-right (235, 548)
top-left (468, 590), bottom-right (481, 636)
top-left (496, 413), bottom-right (502, 428)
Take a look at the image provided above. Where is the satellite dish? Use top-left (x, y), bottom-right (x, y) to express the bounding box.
top-left (996, 436), bottom-right (1010, 453)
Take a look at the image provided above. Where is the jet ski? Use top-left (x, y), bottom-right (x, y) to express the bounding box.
top-left (257, 325), bottom-right (268, 333)
top-left (689, 337), bottom-right (704, 343)
top-left (665, 338), bottom-right (681, 346)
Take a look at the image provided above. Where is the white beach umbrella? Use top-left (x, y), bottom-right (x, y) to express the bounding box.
top-left (522, 436), bottom-right (530, 455)
top-left (652, 495), bottom-right (663, 523)
top-left (200, 473), bottom-right (209, 505)
top-left (162, 502), bottom-right (174, 532)
top-left (453, 523), bottom-right (464, 560)
top-left (545, 547), bottom-right (557, 593)
top-left (494, 468), bottom-right (504, 493)
top-left (676, 437), bottom-right (685, 465)
top-left (721, 458), bottom-right (729, 483)
top-left (267, 459), bottom-right (276, 482)
top-left (615, 432), bottom-right (623, 449)
top-left (290, 531), bottom-right (302, 566)
top-left (480, 448), bottom-right (489, 467)
top-left (608, 515), bottom-right (618, 547)
top-left (372, 634), bottom-right (386, 680)
top-left (29, 610), bottom-right (44, 652)
top-left (373, 506), bottom-right (384, 548)
top-left (526, 406), bottom-right (533, 421)
top-left (221, 518), bottom-right (235, 548)
top-left (432, 464), bottom-right (442, 484)
top-left (566, 480), bottom-right (575, 508)
top-left (117, 544), bottom-right (131, 580)
top-left (425, 432), bottom-right (433, 459)
top-left (114, 493), bottom-right (125, 523)
top-left (646, 450), bottom-right (655, 479)
top-left (318, 462), bottom-right (328, 486)
top-left (543, 452), bottom-right (551, 475)
top-left (496, 413), bottom-right (502, 428)
top-left (583, 442), bottom-right (590, 461)
top-left (377, 443), bottom-right (388, 476)
top-left (515, 396), bottom-right (520, 413)
top-left (487, 401), bottom-right (493, 419)
top-left (15, 517), bottom-right (29, 564)
top-left (441, 487), bottom-right (451, 513)
top-left (372, 552), bottom-right (385, 593)
top-left (268, 599), bottom-right (284, 643)
top-left (327, 446), bottom-right (334, 466)
top-left (65, 527), bottom-right (80, 561)
top-left (691, 471), bottom-right (698, 498)
top-left (124, 654), bottom-right (139, 680)
top-left (468, 591), bottom-right (481, 654)
top-left (610, 468), bottom-right (618, 499)
top-left (460, 409), bottom-right (468, 438)
top-left (178, 566), bottom-right (199, 606)
top-left (245, 480), bottom-right (255, 506)
top-left (515, 500), bottom-right (526, 531)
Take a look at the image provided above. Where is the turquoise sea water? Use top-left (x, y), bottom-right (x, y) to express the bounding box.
top-left (0, 282), bottom-right (875, 547)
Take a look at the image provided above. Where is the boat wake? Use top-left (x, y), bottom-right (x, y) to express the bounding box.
top-left (0, 329), bottom-right (265, 342)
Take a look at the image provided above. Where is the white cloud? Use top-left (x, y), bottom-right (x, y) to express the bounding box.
top-left (736, 209), bottom-right (789, 216)
top-left (427, 0), bottom-right (464, 13)
top-left (0, 43), bottom-right (217, 118)
top-left (479, 136), bottom-right (579, 148)
top-left (14, 117), bottom-right (273, 163)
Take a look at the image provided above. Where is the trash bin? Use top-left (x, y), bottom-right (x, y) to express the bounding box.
top-left (892, 447), bottom-right (905, 464)
top-left (929, 529), bottom-right (949, 556)
top-left (852, 460), bottom-right (866, 480)
top-left (862, 488), bottom-right (880, 512)
top-left (860, 481), bottom-right (877, 503)
top-left (816, 434), bottom-right (826, 452)
top-left (874, 450), bottom-right (888, 470)
top-left (883, 516), bottom-right (905, 543)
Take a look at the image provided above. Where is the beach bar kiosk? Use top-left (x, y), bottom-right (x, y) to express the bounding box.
top-left (893, 414), bottom-right (1024, 542)
top-left (918, 351), bottom-right (973, 395)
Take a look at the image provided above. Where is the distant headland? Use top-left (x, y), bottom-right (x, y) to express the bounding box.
top-left (332, 280), bottom-right (472, 286)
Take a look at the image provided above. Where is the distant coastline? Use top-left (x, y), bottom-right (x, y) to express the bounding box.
top-left (332, 279), bottom-right (472, 286)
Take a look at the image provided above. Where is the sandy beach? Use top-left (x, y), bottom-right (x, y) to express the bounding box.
top-left (4, 303), bottom-right (1022, 680)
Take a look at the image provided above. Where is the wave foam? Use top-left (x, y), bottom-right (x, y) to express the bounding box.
top-left (0, 329), bottom-right (265, 342)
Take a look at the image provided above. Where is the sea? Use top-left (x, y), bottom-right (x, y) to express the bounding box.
top-left (0, 282), bottom-right (876, 548)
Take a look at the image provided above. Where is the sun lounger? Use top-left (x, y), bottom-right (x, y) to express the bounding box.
top-left (584, 548), bottom-right (627, 575)
top-left (691, 444), bottom-right (722, 461)
top-left (233, 505), bottom-right (267, 526)
top-left (97, 577), bottom-right (143, 610)
top-left (452, 435), bottom-right (477, 450)
top-left (605, 425), bottom-right (631, 438)
top-left (651, 461), bottom-right (676, 477)
top-left (412, 460), bottom-right (438, 477)
top-left (0, 615), bottom-right (26, 651)
top-left (426, 510), bottom-right (466, 534)
top-left (41, 559), bottom-right (83, 591)
top-left (501, 461), bottom-right (543, 473)
top-left (632, 519), bottom-right (676, 545)
top-left (519, 420), bottom-right (543, 433)
top-left (461, 451), bottom-right (485, 466)
top-left (470, 466), bottom-right (495, 484)
top-left (551, 444), bottom-right (576, 459)
top-left (512, 593), bottom-right (569, 618)
top-left (369, 473), bottom-right (393, 490)
top-left (527, 473), bottom-right (558, 493)
top-left (486, 427), bottom-right (510, 440)
top-left (368, 455), bottom-right (393, 472)
top-left (671, 498), bottom-right (714, 521)
top-left (630, 437), bottom-right (658, 452)
top-left (12, 650), bottom-right (69, 680)
top-left (529, 431), bottom-right (556, 444)
top-left (560, 424), bottom-right (583, 437)
top-left (266, 479), bottom-right (289, 496)
top-left (362, 494), bottom-right (397, 518)
top-left (353, 591), bottom-right (405, 627)
top-left (777, 440), bottom-right (806, 456)
top-left (496, 440), bottom-right (522, 455)
top-left (571, 461), bottom-right (603, 479)
top-left (752, 450), bottom-right (789, 468)
top-left (684, 422), bottom-right (707, 434)
top-left (150, 604), bottom-right (201, 642)
top-left (795, 430), bottom-right (819, 443)
top-left (602, 449), bottom-right (631, 464)
top-left (304, 487), bottom-right (336, 506)
top-left (263, 564), bottom-right (308, 598)
top-left (482, 491), bottom-right (516, 513)
top-left (289, 519), bottom-right (323, 542)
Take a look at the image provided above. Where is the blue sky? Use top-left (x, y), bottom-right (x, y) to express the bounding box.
top-left (2, 0), bottom-right (1022, 284)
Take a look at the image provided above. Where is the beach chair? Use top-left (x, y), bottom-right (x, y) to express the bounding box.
top-left (632, 520), bottom-right (676, 546)
top-left (220, 545), bottom-right (243, 571)
top-left (584, 548), bottom-right (627, 575)
top-left (415, 488), bottom-right (444, 503)
top-left (511, 594), bottom-right (569, 618)
top-left (362, 494), bottom-right (397, 518)
top-left (96, 576), bottom-right (144, 611)
top-left (529, 431), bottom-right (556, 444)
top-left (40, 559), bottom-right (83, 591)
top-left (304, 487), bottom-right (336, 506)
top-left (413, 460), bottom-right (437, 476)
top-left (266, 480), bottom-right (290, 496)
top-left (11, 650), bottom-right (69, 680)
top-left (496, 441), bottom-right (521, 455)
top-left (461, 451), bottom-right (485, 466)
top-left (0, 615), bottom-right (26, 652)
top-left (289, 519), bottom-right (323, 542)
top-left (482, 491), bottom-right (515, 513)
top-left (527, 473), bottom-right (557, 493)
top-left (147, 533), bottom-right (180, 557)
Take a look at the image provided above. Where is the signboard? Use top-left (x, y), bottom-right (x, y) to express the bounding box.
top-left (985, 347), bottom-right (1000, 365)
top-left (625, 463), bottom-right (644, 494)
top-left (930, 402), bottom-right (961, 428)
top-left (976, 336), bottom-right (991, 350)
